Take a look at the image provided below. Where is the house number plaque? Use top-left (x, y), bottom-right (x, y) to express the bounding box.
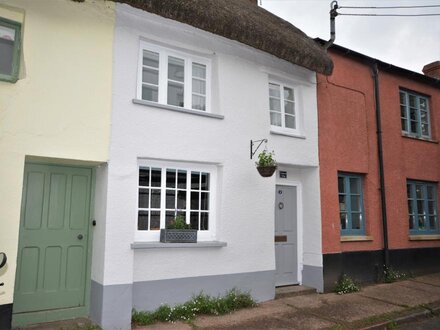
top-left (279, 171), bottom-right (287, 178)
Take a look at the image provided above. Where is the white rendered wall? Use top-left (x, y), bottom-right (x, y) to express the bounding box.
top-left (101, 4), bottom-right (322, 286)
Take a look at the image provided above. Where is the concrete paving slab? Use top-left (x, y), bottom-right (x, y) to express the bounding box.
top-left (398, 280), bottom-right (440, 296)
top-left (193, 299), bottom-right (294, 329)
top-left (283, 294), bottom-right (325, 309)
top-left (133, 321), bottom-right (191, 330)
top-left (203, 310), bottom-right (336, 330)
top-left (286, 293), bottom-right (403, 323)
top-left (361, 282), bottom-right (440, 307)
top-left (412, 273), bottom-right (440, 287)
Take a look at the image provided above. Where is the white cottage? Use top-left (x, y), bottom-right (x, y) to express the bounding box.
top-left (91, 1), bottom-right (333, 328)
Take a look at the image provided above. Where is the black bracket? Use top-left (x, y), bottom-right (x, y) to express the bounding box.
top-left (250, 139), bottom-right (268, 160)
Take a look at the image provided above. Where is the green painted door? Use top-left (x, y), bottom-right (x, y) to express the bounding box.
top-left (14, 164), bottom-right (92, 314)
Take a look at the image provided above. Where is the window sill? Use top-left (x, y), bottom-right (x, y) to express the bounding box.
top-left (270, 129), bottom-right (305, 139)
top-left (132, 99), bottom-right (224, 120)
top-left (131, 241), bottom-right (227, 249)
top-left (401, 133), bottom-right (438, 144)
top-left (409, 235), bottom-right (440, 241)
top-left (340, 235), bottom-right (373, 242)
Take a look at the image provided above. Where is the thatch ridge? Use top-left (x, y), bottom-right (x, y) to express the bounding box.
top-left (113, 0), bottom-right (333, 75)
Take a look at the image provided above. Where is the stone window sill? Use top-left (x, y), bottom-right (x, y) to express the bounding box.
top-left (402, 133), bottom-right (438, 144)
top-left (409, 235), bottom-right (440, 241)
top-left (270, 129), bottom-right (306, 140)
top-left (340, 236), bottom-right (373, 242)
top-left (131, 241), bottom-right (227, 249)
top-left (132, 99), bottom-right (224, 120)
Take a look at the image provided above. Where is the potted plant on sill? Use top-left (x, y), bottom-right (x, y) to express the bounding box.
top-left (256, 150), bottom-right (277, 177)
top-left (160, 215), bottom-right (197, 243)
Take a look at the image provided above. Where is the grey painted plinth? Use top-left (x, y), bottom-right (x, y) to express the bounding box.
top-left (90, 280), bottom-right (132, 330)
top-left (133, 270), bottom-right (275, 311)
top-left (302, 265), bottom-right (324, 293)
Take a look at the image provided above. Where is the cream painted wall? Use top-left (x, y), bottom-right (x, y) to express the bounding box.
top-left (0, 0), bottom-right (114, 305)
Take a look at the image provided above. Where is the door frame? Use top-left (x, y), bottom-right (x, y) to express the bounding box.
top-left (12, 162), bottom-right (96, 327)
top-left (275, 181), bottom-right (303, 285)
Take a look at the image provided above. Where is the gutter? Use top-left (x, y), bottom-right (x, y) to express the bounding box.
top-left (371, 62), bottom-right (390, 269)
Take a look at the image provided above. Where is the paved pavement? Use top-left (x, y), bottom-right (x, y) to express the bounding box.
top-left (397, 314), bottom-right (440, 329)
top-left (134, 272), bottom-right (440, 330)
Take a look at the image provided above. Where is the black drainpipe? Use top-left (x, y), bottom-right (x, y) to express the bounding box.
top-left (371, 62), bottom-right (390, 270)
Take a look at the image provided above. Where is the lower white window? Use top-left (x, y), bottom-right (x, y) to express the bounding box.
top-left (136, 160), bottom-right (216, 241)
top-left (269, 81), bottom-right (296, 131)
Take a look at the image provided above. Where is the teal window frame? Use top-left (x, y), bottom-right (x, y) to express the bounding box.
top-left (407, 180), bottom-right (439, 235)
top-left (0, 17), bottom-right (21, 83)
top-left (400, 89), bottom-right (431, 138)
top-left (338, 173), bottom-right (366, 236)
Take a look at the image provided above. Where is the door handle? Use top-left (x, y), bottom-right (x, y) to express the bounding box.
top-left (77, 234), bottom-right (84, 240)
top-left (275, 235), bottom-right (287, 242)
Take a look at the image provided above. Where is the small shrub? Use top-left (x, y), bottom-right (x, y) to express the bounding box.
top-left (334, 274), bottom-right (360, 294)
top-left (383, 267), bottom-right (409, 283)
top-left (132, 289), bottom-right (256, 325)
top-left (256, 150), bottom-right (276, 167)
top-left (167, 215), bottom-right (190, 229)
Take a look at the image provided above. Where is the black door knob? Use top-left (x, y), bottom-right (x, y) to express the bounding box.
top-left (77, 234), bottom-right (84, 240)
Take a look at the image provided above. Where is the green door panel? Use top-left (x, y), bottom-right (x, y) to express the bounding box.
top-left (14, 164), bottom-right (92, 314)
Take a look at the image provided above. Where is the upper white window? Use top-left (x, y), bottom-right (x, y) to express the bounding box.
top-left (138, 42), bottom-right (211, 112)
top-left (269, 81), bottom-right (297, 131)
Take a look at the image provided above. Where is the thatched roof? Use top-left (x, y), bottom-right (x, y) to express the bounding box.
top-left (114, 0), bottom-right (333, 75)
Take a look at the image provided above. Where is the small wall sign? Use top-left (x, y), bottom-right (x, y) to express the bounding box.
top-left (279, 171), bottom-right (287, 179)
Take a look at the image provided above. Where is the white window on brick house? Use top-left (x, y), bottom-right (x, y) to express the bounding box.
top-left (138, 42), bottom-right (211, 112)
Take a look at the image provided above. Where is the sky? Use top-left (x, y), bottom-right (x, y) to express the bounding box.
top-left (260, 0), bottom-right (440, 74)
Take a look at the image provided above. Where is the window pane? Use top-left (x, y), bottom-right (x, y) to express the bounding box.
top-left (351, 213), bottom-right (361, 229)
top-left (192, 95), bottom-right (206, 111)
top-left (269, 83), bottom-right (280, 98)
top-left (285, 115), bottom-right (295, 129)
top-left (350, 178), bottom-right (360, 194)
top-left (143, 50), bottom-right (159, 68)
top-left (167, 81), bottom-right (184, 107)
top-left (429, 216), bottom-right (437, 230)
top-left (400, 105), bottom-right (407, 118)
top-left (401, 118), bottom-right (408, 132)
top-left (269, 98), bottom-right (281, 111)
top-left (338, 177), bottom-right (345, 193)
top-left (201, 173), bottom-right (210, 191)
top-left (418, 215), bottom-right (426, 230)
top-left (142, 85), bottom-right (158, 102)
top-left (420, 98), bottom-right (427, 110)
top-left (201, 212), bottom-right (209, 230)
top-left (339, 195), bottom-right (346, 211)
top-left (177, 190), bottom-right (186, 209)
top-left (139, 168), bottom-right (150, 186)
top-left (409, 215), bottom-right (414, 230)
top-left (409, 95), bottom-right (416, 107)
top-left (151, 189), bottom-right (161, 208)
top-left (192, 63), bottom-right (206, 79)
top-left (416, 185), bottom-right (424, 199)
top-left (410, 121), bottom-right (418, 134)
top-left (201, 192), bottom-right (209, 210)
top-left (407, 184), bottom-right (412, 198)
top-left (399, 91), bottom-right (405, 104)
top-left (150, 211), bottom-right (160, 230)
top-left (417, 200), bottom-right (424, 214)
top-left (284, 87), bottom-right (294, 101)
top-left (191, 192), bottom-right (199, 210)
top-left (270, 112), bottom-right (281, 126)
top-left (420, 110), bottom-right (429, 123)
top-left (427, 186), bottom-right (434, 200)
top-left (166, 211), bottom-right (175, 228)
top-left (285, 101), bottom-right (295, 115)
top-left (351, 195), bottom-right (360, 212)
top-left (166, 169), bottom-right (176, 188)
top-left (168, 56), bottom-right (184, 82)
top-left (421, 123), bottom-right (429, 136)
top-left (151, 169), bottom-right (161, 187)
top-left (410, 108), bottom-right (417, 120)
top-left (192, 78), bottom-right (206, 95)
top-left (408, 200), bottom-right (414, 214)
top-left (191, 172), bottom-right (200, 190)
top-left (177, 170), bottom-right (187, 189)
top-left (428, 201), bottom-right (436, 215)
top-left (138, 211), bottom-right (149, 230)
top-left (142, 68), bottom-right (159, 85)
top-left (166, 190), bottom-right (175, 209)
top-left (340, 213), bottom-right (347, 230)
top-left (190, 212), bottom-right (199, 230)
top-left (0, 36), bottom-right (14, 76)
top-left (139, 189), bottom-right (149, 208)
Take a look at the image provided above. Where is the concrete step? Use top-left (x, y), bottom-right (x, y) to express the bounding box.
top-left (16, 317), bottom-right (96, 330)
top-left (275, 285), bottom-right (316, 299)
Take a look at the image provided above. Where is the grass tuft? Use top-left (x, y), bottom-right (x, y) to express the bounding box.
top-left (334, 274), bottom-right (360, 295)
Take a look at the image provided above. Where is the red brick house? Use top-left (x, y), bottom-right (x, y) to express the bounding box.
top-left (317, 43), bottom-right (440, 291)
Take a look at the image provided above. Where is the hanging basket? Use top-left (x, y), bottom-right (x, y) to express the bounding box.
top-left (257, 166), bottom-right (277, 177)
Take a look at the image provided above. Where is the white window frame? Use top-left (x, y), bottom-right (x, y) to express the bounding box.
top-left (137, 41), bottom-right (212, 113)
top-left (135, 159), bottom-right (217, 242)
top-left (268, 78), bottom-right (302, 136)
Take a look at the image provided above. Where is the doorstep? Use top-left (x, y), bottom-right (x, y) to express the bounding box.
top-left (14, 317), bottom-right (96, 330)
top-left (275, 285), bottom-right (316, 299)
